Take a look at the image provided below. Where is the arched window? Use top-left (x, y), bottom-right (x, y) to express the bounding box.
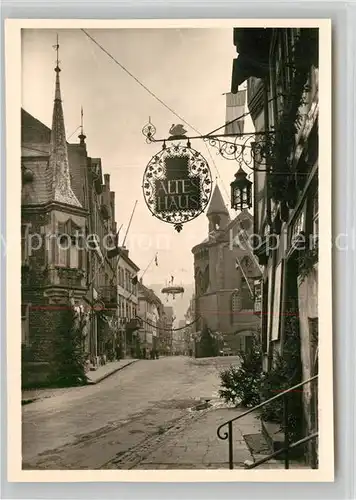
top-left (212, 214), bottom-right (221, 230)
top-left (202, 265), bottom-right (209, 293)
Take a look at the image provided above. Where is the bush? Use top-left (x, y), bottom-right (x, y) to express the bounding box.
top-left (197, 325), bottom-right (218, 358)
top-left (219, 334), bottom-right (263, 407)
top-left (50, 305), bottom-right (88, 387)
top-left (259, 313), bottom-right (304, 441)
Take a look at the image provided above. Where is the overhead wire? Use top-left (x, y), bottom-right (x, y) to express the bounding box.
top-left (137, 314), bottom-right (201, 332)
top-left (80, 29), bottom-right (231, 205)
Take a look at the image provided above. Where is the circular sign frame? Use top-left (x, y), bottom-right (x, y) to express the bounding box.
top-left (142, 143), bottom-right (213, 232)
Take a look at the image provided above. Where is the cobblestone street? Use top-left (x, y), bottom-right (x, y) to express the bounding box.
top-left (22, 356), bottom-right (258, 470)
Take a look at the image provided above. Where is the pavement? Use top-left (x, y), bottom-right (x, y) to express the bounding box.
top-left (22, 356), bottom-right (309, 470)
top-left (22, 358), bottom-right (138, 404)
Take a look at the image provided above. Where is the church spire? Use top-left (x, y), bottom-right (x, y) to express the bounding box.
top-left (207, 184), bottom-right (230, 217)
top-left (49, 35), bottom-right (81, 207)
top-left (207, 183), bottom-right (230, 233)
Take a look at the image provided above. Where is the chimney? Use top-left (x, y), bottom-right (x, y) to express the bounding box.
top-left (104, 174), bottom-right (110, 189)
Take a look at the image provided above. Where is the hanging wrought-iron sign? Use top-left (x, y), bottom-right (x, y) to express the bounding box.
top-left (142, 130), bottom-right (212, 232)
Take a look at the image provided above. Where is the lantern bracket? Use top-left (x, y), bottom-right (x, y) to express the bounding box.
top-left (142, 119), bottom-right (276, 172)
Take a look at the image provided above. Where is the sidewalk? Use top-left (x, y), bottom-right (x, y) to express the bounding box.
top-left (135, 405), bottom-right (310, 470)
top-left (136, 406), bottom-right (258, 469)
top-left (22, 358), bottom-right (138, 405)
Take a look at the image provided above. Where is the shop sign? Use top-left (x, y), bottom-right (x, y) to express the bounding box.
top-left (142, 144), bottom-right (212, 232)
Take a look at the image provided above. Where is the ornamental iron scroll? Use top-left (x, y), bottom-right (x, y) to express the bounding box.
top-left (142, 118), bottom-right (276, 171)
top-left (142, 143), bottom-right (213, 232)
top-left (203, 132), bottom-right (276, 170)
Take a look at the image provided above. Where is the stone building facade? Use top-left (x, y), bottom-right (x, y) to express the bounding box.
top-left (192, 185), bottom-right (261, 354)
top-left (116, 248), bottom-right (140, 357)
top-left (161, 306), bottom-right (174, 355)
top-left (21, 60), bottom-right (123, 386)
top-left (231, 28), bottom-right (319, 461)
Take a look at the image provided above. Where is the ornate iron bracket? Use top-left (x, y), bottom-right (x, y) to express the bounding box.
top-left (142, 119), bottom-right (276, 171)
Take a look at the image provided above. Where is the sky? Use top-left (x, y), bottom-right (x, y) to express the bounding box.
top-left (22, 27), bottom-right (253, 314)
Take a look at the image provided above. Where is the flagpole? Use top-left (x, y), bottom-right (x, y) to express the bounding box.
top-left (126, 252), bottom-right (158, 305)
top-left (122, 200), bottom-right (138, 248)
top-left (237, 228), bottom-right (263, 274)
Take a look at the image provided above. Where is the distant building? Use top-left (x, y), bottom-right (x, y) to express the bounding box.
top-left (191, 185), bottom-right (261, 354)
top-left (172, 320), bottom-right (187, 355)
top-left (161, 306), bottom-right (174, 355)
top-left (116, 247), bottom-right (140, 357)
top-left (137, 281), bottom-right (163, 356)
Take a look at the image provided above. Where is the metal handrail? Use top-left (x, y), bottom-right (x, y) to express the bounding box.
top-left (217, 374), bottom-right (318, 469)
top-left (217, 374), bottom-right (318, 438)
top-left (245, 432), bottom-right (318, 469)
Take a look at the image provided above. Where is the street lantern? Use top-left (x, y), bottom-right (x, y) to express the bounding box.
top-left (230, 166), bottom-right (252, 211)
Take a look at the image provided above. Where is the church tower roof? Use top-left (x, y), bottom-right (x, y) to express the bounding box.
top-left (207, 184), bottom-right (230, 217)
top-left (48, 37), bottom-right (81, 207)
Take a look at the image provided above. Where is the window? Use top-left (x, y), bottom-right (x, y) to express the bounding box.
top-left (69, 244), bottom-right (79, 268)
top-left (271, 261), bottom-right (283, 341)
top-left (118, 267), bottom-right (123, 287)
top-left (58, 234), bottom-right (69, 267)
top-left (290, 206), bottom-right (306, 250)
top-left (57, 219), bottom-right (83, 268)
top-left (212, 214), bottom-right (221, 230)
top-left (254, 280), bottom-right (262, 314)
top-left (21, 304), bottom-right (30, 345)
top-left (231, 290), bottom-right (241, 324)
top-left (231, 291), bottom-right (240, 311)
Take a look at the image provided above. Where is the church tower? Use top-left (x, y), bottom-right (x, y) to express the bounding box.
top-left (207, 184), bottom-right (230, 235)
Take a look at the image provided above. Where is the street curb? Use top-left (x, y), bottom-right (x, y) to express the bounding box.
top-left (21, 360), bottom-right (139, 405)
top-left (86, 359), bottom-right (139, 385)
